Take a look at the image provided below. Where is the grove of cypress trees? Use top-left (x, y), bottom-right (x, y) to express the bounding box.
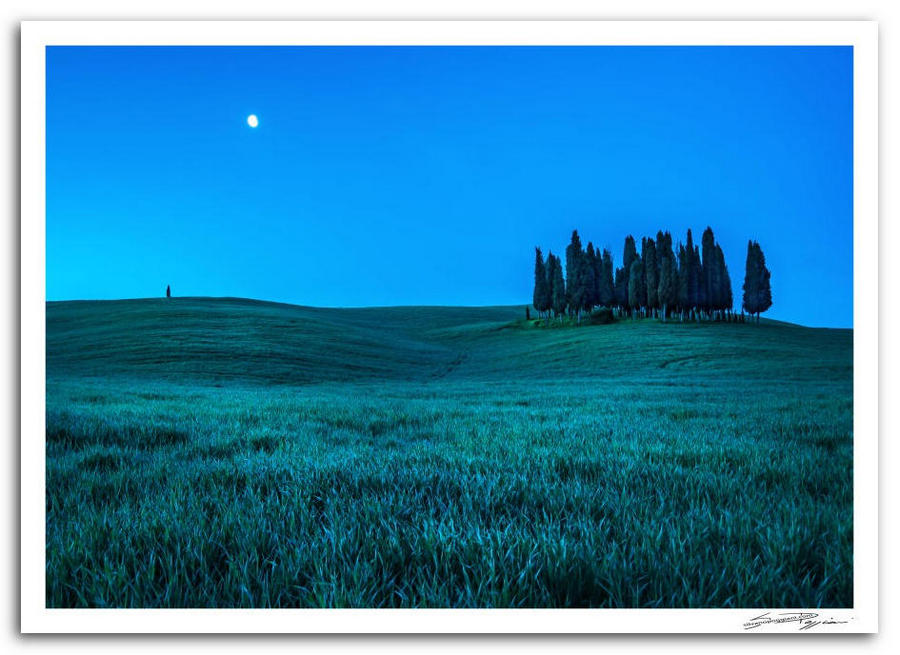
top-left (532, 226), bottom-right (763, 327)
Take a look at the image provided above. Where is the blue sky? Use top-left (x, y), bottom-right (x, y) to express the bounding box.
top-left (46, 46), bottom-right (852, 327)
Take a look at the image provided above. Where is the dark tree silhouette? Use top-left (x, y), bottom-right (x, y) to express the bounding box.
top-left (614, 267), bottom-right (627, 314)
top-left (599, 249), bottom-right (615, 308)
top-left (565, 230), bottom-right (590, 323)
top-left (698, 227), bottom-right (732, 321)
top-left (628, 260), bottom-right (645, 319)
top-left (622, 235), bottom-right (638, 307)
top-left (721, 247), bottom-right (733, 319)
top-left (532, 247), bottom-right (550, 322)
top-left (643, 237), bottom-right (659, 318)
top-left (742, 241), bottom-right (760, 322)
top-left (685, 229), bottom-right (700, 319)
top-left (166, 284), bottom-right (171, 298)
top-left (590, 244), bottom-right (604, 308)
top-left (549, 253), bottom-right (567, 320)
top-left (701, 227), bottom-right (717, 318)
top-left (657, 231), bottom-right (678, 322)
top-left (714, 243), bottom-right (733, 320)
top-left (693, 244), bottom-right (703, 318)
top-left (585, 242), bottom-right (599, 310)
top-left (758, 247), bottom-right (772, 319)
top-left (742, 241), bottom-right (772, 323)
top-left (677, 243), bottom-right (689, 321)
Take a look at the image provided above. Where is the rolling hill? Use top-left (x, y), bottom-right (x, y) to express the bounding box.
top-left (46, 297), bottom-right (852, 386)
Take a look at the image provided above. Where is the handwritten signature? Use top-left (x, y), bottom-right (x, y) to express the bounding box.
top-left (743, 612), bottom-right (849, 631)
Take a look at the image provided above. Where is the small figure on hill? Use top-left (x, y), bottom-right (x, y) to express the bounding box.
top-left (166, 284), bottom-right (171, 299)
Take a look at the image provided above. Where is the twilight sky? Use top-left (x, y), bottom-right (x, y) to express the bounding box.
top-left (46, 45), bottom-right (853, 327)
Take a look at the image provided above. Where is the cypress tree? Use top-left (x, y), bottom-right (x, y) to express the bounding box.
top-left (742, 241), bottom-right (759, 319)
top-left (643, 237), bottom-right (659, 317)
top-left (549, 253), bottom-right (567, 320)
top-left (715, 244), bottom-right (732, 319)
top-left (628, 260), bottom-right (645, 319)
top-left (672, 238), bottom-right (681, 319)
top-left (614, 267), bottom-right (627, 313)
top-left (545, 251), bottom-right (555, 325)
top-left (759, 245), bottom-right (772, 317)
top-left (655, 230), bottom-right (669, 278)
top-left (755, 242), bottom-right (772, 322)
top-left (742, 241), bottom-right (772, 323)
top-left (701, 227), bottom-right (717, 317)
top-left (565, 230), bottom-right (585, 320)
top-left (692, 244), bottom-right (703, 319)
top-left (623, 235), bottom-right (638, 295)
top-left (599, 249), bottom-right (615, 307)
top-left (682, 229), bottom-right (701, 318)
top-left (585, 242), bottom-right (598, 311)
top-left (657, 232), bottom-right (677, 322)
top-left (677, 243), bottom-right (689, 321)
top-left (533, 247), bottom-right (550, 322)
top-left (591, 245), bottom-right (603, 308)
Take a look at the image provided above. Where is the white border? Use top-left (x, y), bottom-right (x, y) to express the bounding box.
top-left (20, 20), bottom-right (878, 634)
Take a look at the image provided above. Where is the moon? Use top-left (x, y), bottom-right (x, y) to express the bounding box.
top-left (247, 114), bottom-right (259, 128)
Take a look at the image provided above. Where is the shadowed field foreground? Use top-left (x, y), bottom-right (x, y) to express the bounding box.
top-left (46, 298), bottom-right (853, 608)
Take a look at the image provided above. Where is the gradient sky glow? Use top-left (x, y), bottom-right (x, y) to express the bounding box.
top-left (46, 46), bottom-right (853, 327)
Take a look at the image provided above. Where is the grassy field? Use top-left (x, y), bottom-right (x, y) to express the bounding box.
top-left (45, 298), bottom-right (853, 608)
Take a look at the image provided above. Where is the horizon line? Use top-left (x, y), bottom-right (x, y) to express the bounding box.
top-left (44, 295), bottom-right (852, 330)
